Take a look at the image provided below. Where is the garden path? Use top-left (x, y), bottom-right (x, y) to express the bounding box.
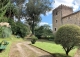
top-left (74, 48), bottom-right (80, 57)
top-left (9, 41), bottom-right (54, 57)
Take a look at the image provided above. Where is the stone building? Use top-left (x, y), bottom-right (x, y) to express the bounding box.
top-left (52, 4), bottom-right (80, 33)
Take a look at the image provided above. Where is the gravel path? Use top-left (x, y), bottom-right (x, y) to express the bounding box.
top-left (9, 41), bottom-right (54, 57)
top-left (16, 43), bottom-right (28, 57)
top-left (74, 49), bottom-right (80, 57)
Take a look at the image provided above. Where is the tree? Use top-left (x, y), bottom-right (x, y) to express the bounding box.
top-left (5, 3), bottom-right (18, 19)
top-left (55, 24), bottom-right (80, 55)
top-left (0, 0), bottom-right (10, 18)
top-left (40, 24), bottom-right (53, 36)
top-left (35, 24), bottom-right (53, 38)
top-left (25, 0), bottom-right (52, 34)
top-left (8, 18), bottom-right (16, 34)
top-left (0, 0), bottom-right (19, 21)
top-left (12, 21), bottom-right (29, 38)
top-left (11, 0), bottom-right (25, 6)
top-left (11, 0), bottom-right (26, 21)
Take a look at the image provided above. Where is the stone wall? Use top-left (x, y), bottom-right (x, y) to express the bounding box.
top-left (52, 5), bottom-right (62, 33)
top-left (52, 4), bottom-right (73, 33)
top-left (62, 11), bottom-right (80, 26)
top-left (61, 5), bottom-right (73, 17)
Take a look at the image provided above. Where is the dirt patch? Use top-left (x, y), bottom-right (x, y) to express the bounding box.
top-left (9, 41), bottom-right (54, 57)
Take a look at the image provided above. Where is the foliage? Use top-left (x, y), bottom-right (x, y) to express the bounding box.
top-left (0, 0), bottom-right (18, 21)
top-left (0, 0), bottom-right (25, 21)
top-left (8, 18), bottom-right (30, 38)
top-left (0, 40), bottom-right (9, 45)
top-left (14, 21), bottom-right (29, 38)
top-left (11, 0), bottom-right (26, 21)
top-left (46, 36), bottom-right (54, 41)
top-left (0, 40), bottom-right (9, 52)
top-left (0, 26), bottom-right (12, 38)
top-left (31, 35), bottom-right (38, 44)
top-left (5, 3), bottom-right (19, 18)
top-left (8, 18), bottom-right (16, 34)
top-left (11, 0), bottom-right (25, 6)
top-left (41, 25), bottom-right (53, 37)
top-left (25, 0), bottom-right (52, 34)
top-left (35, 24), bottom-right (53, 39)
top-left (0, 0), bottom-right (10, 20)
top-left (55, 24), bottom-right (80, 55)
top-left (0, 17), bottom-right (9, 22)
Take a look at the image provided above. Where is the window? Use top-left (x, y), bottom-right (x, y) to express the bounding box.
top-left (56, 12), bottom-right (57, 15)
top-left (55, 28), bottom-right (56, 31)
top-left (56, 20), bottom-right (57, 23)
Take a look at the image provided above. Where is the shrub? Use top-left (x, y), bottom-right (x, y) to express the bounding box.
top-left (31, 35), bottom-right (38, 44)
top-left (16, 22), bottom-right (29, 38)
top-left (0, 26), bottom-right (12, 38)
top-left (35, 24), bottom-right (53, 39)
top-left (8, 18), bottom-right (30, 38)
top-left (35, 35), bottom-right (42, 39)
top-left (55, 24), bottom-right (80, 55)
top-left (9, 21), bottom-right (29, 38)
top-left (8, 18), bottom-right (16, 34)
top-left (46, 36), bottom-right (54, 41)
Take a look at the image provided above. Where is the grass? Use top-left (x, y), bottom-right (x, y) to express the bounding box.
top-left (0, 35), bottom-right (23, 57)
top-left (33, 40), bottom-right (77, 57)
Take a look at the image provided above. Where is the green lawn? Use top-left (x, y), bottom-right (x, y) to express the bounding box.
top-left (33, 41), bottom-right (77, 57)
top-left (0, 35), bottom-right (23, 57)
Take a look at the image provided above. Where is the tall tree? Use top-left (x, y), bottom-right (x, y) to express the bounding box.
top-left (25, 0), bottom-right (52, 35)
top-left (11, 0), bottom-right (26, 21)
top-left (0, 0), bottom-right (19, 21)
top-left (0, 0), bottom-right (14, 22)
top-left (11, 0), bottom-right (25, 6)
top-left (0, 0), bottom-right (10, 18)
top-left (5, 3), bottom-right (18, 19)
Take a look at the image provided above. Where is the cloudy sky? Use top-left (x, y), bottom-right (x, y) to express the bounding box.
top-left (40, 0), bottom-right (80, 29)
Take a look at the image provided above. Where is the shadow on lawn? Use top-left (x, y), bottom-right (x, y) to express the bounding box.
top-left (51, 53), bottom-right (71, 57)
top-left (39, 54), bottom-right (54, 57)
top-left (39, 53), bottom-right (71, 57)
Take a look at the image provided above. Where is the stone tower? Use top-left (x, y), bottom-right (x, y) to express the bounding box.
top-left (52, 5), bottom-right (73, 33)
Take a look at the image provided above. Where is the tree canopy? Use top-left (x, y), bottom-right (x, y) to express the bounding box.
top-left (35, 24), bottom-right (53, 38)
top-left (0, 0), bottom-right (19, 20)
top-left (55, 24), bottom-right (80, 55)
top-left (0, 0), bottom-right (10, 18)
top-left (25, 0), bottom-right (52, 34)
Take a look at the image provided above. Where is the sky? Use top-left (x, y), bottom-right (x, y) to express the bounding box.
top-left (40, 0), bottom-right (80, 29)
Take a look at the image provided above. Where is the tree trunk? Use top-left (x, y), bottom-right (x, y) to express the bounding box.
top-left (32, 16), bottom-right (34, 35)
top-left (66, 51), bottom-right (69, 55)
top-left (66, 49), bottom-right (70, 56)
